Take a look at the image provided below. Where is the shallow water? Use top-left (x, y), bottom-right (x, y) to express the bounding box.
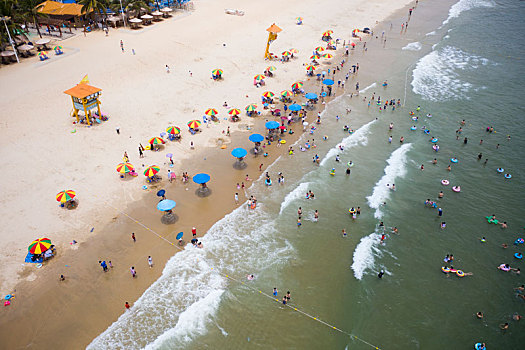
top-left (90, 0), bottom-right (525, 349)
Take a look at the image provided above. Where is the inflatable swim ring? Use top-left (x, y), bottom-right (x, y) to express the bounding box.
top-left (450, 268), bottom-right (457, 273)
top-left (411, 117), bottom-right (418, 121)
top-left (515, 238), bottom-right (524, 245)
top-left (496, 168), bottom-right (504, 173)
top-left (265, 179), bottom-right (272, 186)
top-left (427, 114), bottom-right (432, 118)
top-left (410, 126), bottom-right (416, 131)
top-left (424, 130), bottom-right (430, 134)
top-left (441, 266), bottom-right (451, 273)
top-left (441, 180), bottom-right (450, 186)
top-left (515, 253), bottom-right (523, 259)
top-left (456, 270), bottom-right (465, 277)
top-left (432, 145), bottom-right (440, 152)
top-left (452, 186), bottom-right (461, 192)
top-left (475, 342), bottom-right (486, 350)
top-left (280, 140), bottom-right (286, 144)
top-left (431, 138), bottom-right (438, 143)
top-left (499, 264), bottom-right (510, 272)
top-left (409, 112), bottom-right (414, 116)
top-left (450, 158), bottom-right (458, 163)
top-left (504, 174), bottom-right (512, 179)
top-left (250, 202), bottom-right (256, 209)
top-left (347, 162), bottom-right (354, 167)
top-left (485, 216), bottom-right (499, 225)
top-left (480, 238), bottom-right (486, 242)
top-left (330, 168), bottom-right (336, 176)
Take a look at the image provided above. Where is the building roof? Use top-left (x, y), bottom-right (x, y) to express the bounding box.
top-left (37, 1), bottom-right (90, 17)
top-left (64, 84), bottom-right (102, 99)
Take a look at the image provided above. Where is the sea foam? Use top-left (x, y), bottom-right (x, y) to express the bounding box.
top-left (279, 181), bottom-right (311, 214)
top-left (411, 46), bottom-right (489, 102)
top-left (442, 0), bottom-right (495, 26)
top-left (402, 42), bottom-right (422, 51)
top-left (366, 143), bottom-right (412, 219)
top-left (351, 229), bottom-right (383, 280)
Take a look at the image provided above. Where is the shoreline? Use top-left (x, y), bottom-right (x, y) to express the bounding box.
top-left (0, 0), bottom-right (420, 347)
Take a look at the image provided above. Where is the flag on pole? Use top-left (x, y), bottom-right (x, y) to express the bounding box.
top-left (79, 75), bottom-right (89, 84)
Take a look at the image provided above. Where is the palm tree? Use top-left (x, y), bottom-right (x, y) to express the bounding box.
top-left (17, 0), bottom-right (46, 38)
top-left (0, 0), bottom-right (25, 50)
top-left (79, 0), bottom-right (109, 24)
top-left (124, 0), bottom-right (150, 18)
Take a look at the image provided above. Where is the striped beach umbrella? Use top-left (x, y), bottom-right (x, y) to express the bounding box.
top-left (211, 68), bottom-right (223, 75)
top-left (228, 108), bottom-right (241, 116)
top-left (144, 165), bottom-right (160, 177)
top-left (289, 48), bottom-right (299, 54)
top-left (262, 91), bottom-right (275, 98)
top-left (281, 50), bottom-right (291, 56)
top-left (149, 137), bottom-right (165, 145)
top-left (204, 108), bottom-right (218, 116)
top-left (310, 54), bottom-right (320, 60)
top-left (53, 45), bottom-right (63, 51)
top-left (56, 190), bottom-right (76, 203)
top-left (281, 90), bottom-right (293, 97)
top-left (327, 39), bottom-right (336, 46)
top-left (305, 65), bottom-right (316, 71)
top-left (266, 66), bottom-right (276, 72)
top-left (314, 46), bottom-right (325, 53)
top-left (245, 104), bottom-right (257, 112)
top-left (296, 17), bottom-right (303, 21)
top-left (291, 82), bottom-right (303, 90)
top-left (323, 30), bottom-right (333, 36)
top-left (38, 51), bottom-right (48, 57)
top-left (28, 238), bottom-right (52, 254)
top-left (187, 120), bottom-right (201, 129)
top-left (116, 162), bottom-right (134, 174)
top-left (253, 74), bottom-right (265, 81)
top-left (323, 53), bottom-right (333, 59)
top-left (166, 126), bottom-right (181, 135)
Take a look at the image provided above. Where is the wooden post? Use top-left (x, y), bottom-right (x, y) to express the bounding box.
top-left (71, 96), bottom-right (79, 123)
top-left (96, 100), bottom-right (101, 118)
top-left (83, 100), bottom-right (90, 125)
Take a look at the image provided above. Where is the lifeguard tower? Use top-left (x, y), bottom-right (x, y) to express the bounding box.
top-left (63, 83), bottom-right (102, 126)
top-left (264, 23), bottom-right (282, 59)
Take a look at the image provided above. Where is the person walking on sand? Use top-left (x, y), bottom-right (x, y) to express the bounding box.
top-left (192, 227), bottom-right (197, 238)
top-left (148, 256), bottom-right (153, 268)
top-left (166, 65), bottom-right (170, 73)
top-left (130, 266), bottom-right (137, 278)
top-left (125, 302), bottom-right (130, 310)
top-left (120, 40), bottom-right (124, 52)
top-left (139, 146), bottom-right (143, 158)
top-left (131, 232), bottom-right (136, 242)
top-left (234, 192), bottom-right (239, 204)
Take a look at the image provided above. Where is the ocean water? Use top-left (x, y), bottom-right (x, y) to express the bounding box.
top-left (89, 0), bottom-right (525, 349)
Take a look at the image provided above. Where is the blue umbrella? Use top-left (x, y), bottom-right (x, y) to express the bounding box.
top-left (305, 93), bottom-right (318, 100)
top-left (265, 121), bottom-right (280, 129)
top-left (156, 189), bottom-right (166, 197)
top-left (193, 173), bottom-right (211, 184)
top-left (323, 79), bottom-right (334, 85)
top-left (166, 153), bottom-right (173, 158)
top-left (231, 148), bottom-right (248, 158)
top-left (249, 133), bottom-right (264, 143)
top-left (176, 232), bottom-right (183, 240)
top-left (157, 199), bottom-right (176, 211)
top-left (288, 103), bottom-right (302, 111)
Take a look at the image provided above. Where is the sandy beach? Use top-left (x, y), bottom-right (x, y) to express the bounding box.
top-left (0, 0), bottom-right (416, 347)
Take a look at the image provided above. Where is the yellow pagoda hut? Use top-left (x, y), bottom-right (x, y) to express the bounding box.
top-left (264, 23), bottom-right (282, 59)
top-left (64, 84), bottom-right (102, 126)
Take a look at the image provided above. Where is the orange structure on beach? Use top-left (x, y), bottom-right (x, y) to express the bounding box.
top-left (64, 83), bottom-right (102, 126)
top-left (264, 23), bottom-right (282, 60)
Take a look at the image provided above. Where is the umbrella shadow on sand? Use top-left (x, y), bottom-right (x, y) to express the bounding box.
top-left (161, 211), bottom-right (179, 225)
top-left (233, 160), bottom-right (248, 170)
top-left (195, 187), bottom-right (212, 197)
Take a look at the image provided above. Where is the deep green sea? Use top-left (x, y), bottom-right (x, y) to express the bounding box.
top-left (88, 1), bottom-right (524, 349)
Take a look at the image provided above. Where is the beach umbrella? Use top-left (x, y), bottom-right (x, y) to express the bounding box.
top-left (245, 104), bottom-right (257, 112)
top-left (289, 48), bottom-right (299, 54)
top-left (38, 51), bottom-right (48, 57)
top-left (266, 66), bottom-right (276, 72)
top-left (228, 108), bottom-right (241, 116)
top-left (156, 189), bottom-right (166, 197)
top-left (193, 173), bottom-right (211, 184)
top-left (282, 50), bottom-right (291, 56)
top-left (157, 199), bottom-right (176, 211)
top-left (351, 42), bottom-right (356, 47)
top-left (288, 103), bottom-right (302, 111)
top-left (28, 238), bottom-right (52, 255)
top-left (262, 91), bottom-right (275, 98)
top-left (116, 162), bottom-right (134, 174)
top-left (176, 232), bottom-right (183, 240)
top-left (211, 68), bottom-right (223, 76)
top-left (323, 53), bottom-right (333, 59)
top-left (144, 165), bottom-right (160, 177)
top-left (305, 65), bottom-right (316, 71)
top-left (323, 79), bottom-right (335, 86)
top-left (314, 46), bottom-right (325, 53)
top-left (327, 40), bottom-right (336, 46)
top-left (253, 74), bottom-right (265, 81)
top-left (166, 153), bottom-right (173, 158)
top-left (166, 126), bottom-right (181, 135)
top-left (265, 121), bottom-right (280, 129)
top-left (296, 17), bottom-right (303, 21)
top-left (310, 55), bottom-right (320, 60)
top-left (187, 120), bottom-right (201, 129)
top-left (231, 148), bottom-right (248, 158)
top-left (323, 30), bottom-right (333, 36)
top-left (53, 45), bottom-right (63, 51)
top-left (249, 133), bottom-right (264, 143)
top-left (149, 137), bottom-right (165, 145)
top-left (56, 190), bottom-right (76, 202)
top-left (204, 108), bottom-right (218, 116)
top-left (281, 90), bottom-right (293, 97)
top-left (291, 82), bottom-right (303, 90)
top-left (305, 93), bottom-right (318, 100)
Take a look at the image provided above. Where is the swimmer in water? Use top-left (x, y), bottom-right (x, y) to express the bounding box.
top-left (432, 158), bottom-right (437, 165)
top-left (439, 191), bottom-right (444, 198)
top-left (477, 153), bottom-right (482, 160)
top-left (247, 274), bottom-right (254, 280)
top-left (447, 165), bottom-right (451, 171)
top-left (441, 221), bottom-right (446, 229)
top-left (346, 168), bottom-right (351, 175)
top-left (476, 312), bottom-right (484, 319)
top-left (500, 221), bottom-right (507, 229)
top-left (342, 229), bottom-right (347, 237)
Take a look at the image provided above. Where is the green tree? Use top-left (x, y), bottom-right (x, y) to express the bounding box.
top-left (17, 0), bottom-right (46, 38)
top-left (79, 0), bottom-right (109, 23)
